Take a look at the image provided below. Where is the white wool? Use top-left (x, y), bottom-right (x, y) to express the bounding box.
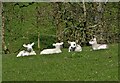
top-left (68, 41), bottom-right (77, 48)
top-left (40, 42), bottom-right (63, 55)
top-left (68, 41), bottom-right (82, 52)
top-left (16, 42), bottom-right (36, 57)
top-left (23, 42), bottom-right (34, 52)
top-left (40, 48), bottom-right (62, 54)
top-left (97, 44), bottom-right (107, 50)
top-left (17, 50), bottom-right (36, 57)
top-left (75, 45), bottom-right (82, 52)
top-left (17, 50), bottom-right (29, 57)
top-left (89, 38), bottom-right (108, 50)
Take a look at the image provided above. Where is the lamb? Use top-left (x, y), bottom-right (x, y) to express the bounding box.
top-left (68, 41), bottom-right (82, 52)
top-left (40, 42), bottom-right (63, 55)
top-left (89, 37), bottom-right (108, 50)
top-left (17, 42), bottom-right (36, 57)
top-left (23, 42), bottom-right (35, 52)
top-left (16, 50), bottom-right (36, 57)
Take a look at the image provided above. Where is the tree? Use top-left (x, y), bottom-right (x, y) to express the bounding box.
top-left (36, 3), bottom-right (40, 49)
top-left (52, 2), bottom-right (64, 42)
top-left (1, 2), bottom-right (10, 54)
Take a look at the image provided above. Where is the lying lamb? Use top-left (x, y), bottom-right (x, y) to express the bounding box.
top-left (17, 42), bottom-right (36, 57)
top-left (68, 41), bottom-right (82, 52)
top-left (89, 37), bottom-right (108, 50)
top-left (17, 50), bottom-right (36, 57)
top-left (23, 42), bottom-right (35, 52)
top-left (40, 42), bottom-right (63, 55)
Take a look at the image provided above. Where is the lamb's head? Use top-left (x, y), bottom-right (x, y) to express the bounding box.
top-left (53, 42), bottom-right (63, 49)
top-left (89, 38), bottom-right (97, 45)
top-left (23, 42), bottom-right (35, 52)
top-left (68, 41), bottom-right (77, 51)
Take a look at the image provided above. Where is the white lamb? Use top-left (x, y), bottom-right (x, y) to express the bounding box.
top-left (40, 42), bottom-right (63, 55)
top-left (17, 42), bottom-right (36, 57)
top-left (75, 44), bottom-right (82, 52)
top-left (17, 50), bottom-right (36, 57)
top-left (23, 42), bottom-right (35, 52)
top-left (68, 41), bottom-right (82, 52)
top-left (89, 37), bottom-right (108, 50)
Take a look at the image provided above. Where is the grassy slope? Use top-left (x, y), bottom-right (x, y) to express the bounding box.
top-left (2, 44), bottom-right (118, 81)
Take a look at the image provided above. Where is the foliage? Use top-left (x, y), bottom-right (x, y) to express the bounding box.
top-left (2, 2), bottom-right (119, 53)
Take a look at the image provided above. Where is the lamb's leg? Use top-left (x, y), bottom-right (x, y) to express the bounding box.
top-left (68, 46), bottom-right (71, 52)
top-left (17, 51), bottom-right (23, 57)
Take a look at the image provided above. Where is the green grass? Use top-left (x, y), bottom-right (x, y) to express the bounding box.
top-left (2, 44), bottom-right (118, 81)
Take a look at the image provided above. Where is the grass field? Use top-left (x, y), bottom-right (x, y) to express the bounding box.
top-left (2, 44), bottom-right (118, 81)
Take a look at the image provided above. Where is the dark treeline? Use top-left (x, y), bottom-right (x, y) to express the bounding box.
top-left (2, 2), bottom-right (119, 53)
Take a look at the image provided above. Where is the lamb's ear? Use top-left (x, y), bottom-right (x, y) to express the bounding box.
top-left (61, 42), bottom-right (63, 44)
top-left (31, 42), bottom-right (35, 46)
top-left (76, 40), bottom-right (79, 43)
top-left (93, 35), bottom-right (97, 38)
top-left (68, 41), bottom-right (71, 44)
top-left (23, 44), bottom-right (27, 47)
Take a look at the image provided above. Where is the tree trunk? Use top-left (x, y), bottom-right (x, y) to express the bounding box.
top-left (82, 0), bottom-right (87, 44)
top-left (36, 4), bottom-right (40, 49)
top-left (2, 15), bottom-right (10, 54)
top-left (92, 2), bottom-right (104, 43)
top-left (38, 32), bottom-right (40, 49)
top-left (97, 3), bottom-right (104, 43)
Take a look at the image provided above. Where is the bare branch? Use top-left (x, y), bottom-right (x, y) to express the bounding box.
top-left (87, 24), bottom-right (99, 28)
